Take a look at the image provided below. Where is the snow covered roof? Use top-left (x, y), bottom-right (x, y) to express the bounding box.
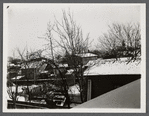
top-left (21, 61), bottom-right (43, 69)
top-left (21, 60), bottom-right (47, 69)
top-left (8, 63), bottom-right (21, 67)
top-left (84, 58), bottom-right (102, 67)
top-left (66, 69), bottom-right (74, 75)
top-left (21, 61), bottom-right (48, 74)
top-left (58, 63), bottom-right (68, 68)
top-left (73, 79), bottom-right (140, 108)
top-left (84, 57), bottom-right (141, 75)
top-left (75, 53), bottom-right (98, 58)
top-left (11, 75), bottom-right (25, 80)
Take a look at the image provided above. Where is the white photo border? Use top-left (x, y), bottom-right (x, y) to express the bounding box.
top-left (3, 3), bottom-right (146, 113)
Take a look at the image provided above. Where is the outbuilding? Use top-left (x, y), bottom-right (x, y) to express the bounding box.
top-left (83, 57), bottom-right (141, 101)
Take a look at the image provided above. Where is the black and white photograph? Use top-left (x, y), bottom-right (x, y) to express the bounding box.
top-left (3, 3), bottom-right (146, 113)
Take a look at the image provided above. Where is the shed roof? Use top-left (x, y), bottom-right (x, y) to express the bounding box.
top-left (58, 63), bottom-right (68, 68)
top-left (84, 57), bottom-right (141, 75)
top-left (73, 79), bottom-right (140, 108)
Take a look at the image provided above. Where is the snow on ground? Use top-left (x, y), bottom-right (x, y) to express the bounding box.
top-left (7, 85), bottom-right (27, 101)
top-left (68, 84), bottom-right (80, 95)
top-left (11, 75), bottom-right (25, 80)
top-left (17, 96), bottom-right (26, 101)
top-left (68, 84), bottom-right (81, 103)
top-left (7, 85), bottom-right (26, 93)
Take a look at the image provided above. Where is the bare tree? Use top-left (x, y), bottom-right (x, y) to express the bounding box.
top-left (7, 64), bottom-right (19, 108)
top-left (16, 47), bottom-right (44, 102)
top-left (39, 20), bottom-right (72, 107)
top-left (43, 10), bottom-right (90, 103)
top-left (7, 51), bottom-right (21, 108)
top-left (53, 10), bottom-right (90, 55)
top-left (15, 47), bottom-right (71, 108)
top-left (97, 23), bottom-right (141, 60)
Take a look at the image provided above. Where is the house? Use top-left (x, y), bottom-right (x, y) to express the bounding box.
top-left (75, 53), bottom-right (98, 65)
top-left (83, 57), bottom-right (141, 101)
top-left (20, 59), bottom-right (75, 88)
top-left (21, 58), bottom-right (47, 80)
top-left (7, 63), bottom-right (21, 79)
top-left (20, 57), bottom-right (67, 78)
top-left (44, 63), bottom-right (68, 75)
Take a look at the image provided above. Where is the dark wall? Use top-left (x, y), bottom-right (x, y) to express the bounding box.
top-left (65, 75), bottom-right (75, 86)
top-left (85, 74), bottom-right (141, 99)
top-left (8, 72), bottom-right (17, 79)
top-left (21, 68), bottom-right (36, 79)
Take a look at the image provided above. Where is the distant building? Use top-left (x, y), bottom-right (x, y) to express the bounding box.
top-left (20, 58), bottom-right (75, 87)
top-left (75, 53), bottom-right (98, 65)
top-left (45, 63), bottom-right (68, 76)
top-left (7, 63), bottom-right (21, 79)
top-left (21, 58), bottom-right (47, 80)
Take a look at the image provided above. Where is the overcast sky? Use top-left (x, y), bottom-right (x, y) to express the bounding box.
top-left (4, 3), bottom-right (142, 58)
